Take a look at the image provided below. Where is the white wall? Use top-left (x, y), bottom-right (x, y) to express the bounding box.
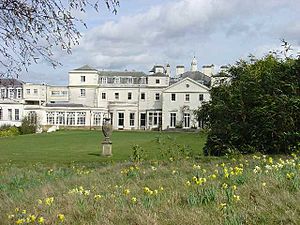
top-left (0, 103), bottom-right (24, 127)
top-left (48, 86), bottom-right (69, 102)
top-left (162, 78), bottom-right (210, 130)
top-left (68, 71), bottom-right (98, 86)
top-left (23, 83), bottom-right (47, 102)
top-left (68, 87), bottom-right (97, 107)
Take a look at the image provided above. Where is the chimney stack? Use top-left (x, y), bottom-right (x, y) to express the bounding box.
top-left (176, 65), bottom-right (185, 77)
top-left (202, 64), bottom-right (214, 76)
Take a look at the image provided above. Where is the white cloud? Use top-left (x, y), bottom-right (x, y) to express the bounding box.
top-left (23, 0), bottom-right (300, 84)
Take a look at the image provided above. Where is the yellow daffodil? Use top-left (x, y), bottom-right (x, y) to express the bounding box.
top-left (94, 194), bottom-right (102, 201)
top-left (233, 195), bottom-right (240, 202)
top-left (38, 217), bottom-right (45, 224)
top-left (15, 218), bottom-right (25, 224)
top-left (193, 164), bottom-right (201, 169)
top-left (286, 173), bottom-right (295, 180)
top-left (29, 215), bottom-right (36, 222)
top-left (57, 214), bottom-right (65, 222)
top-left (45, 197), bottom-right (54, 206)
top-left (220, 203), bottom-right (227, 210)
top-left (222, 183), bottom-right (228, 189)
top-left (83, 190), bottom-right (90, 196)
top-left (123, 189), bottom-right (130, 195)
top-left (131, 197), bottom-right (137, 203)
top-left (8, 214), bottom-right (14, 220)
top-left (268, 157), bottom-right (273, 164)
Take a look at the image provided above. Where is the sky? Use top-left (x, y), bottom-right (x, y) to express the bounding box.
top-left (21, 0), bottom-right (300, 85)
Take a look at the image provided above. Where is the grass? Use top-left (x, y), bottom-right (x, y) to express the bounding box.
top-left (1, 131), bottom-right (300, 224)
top-left (0, 130), bottom-right (207, 165)
top-left (1, 154), bottom-right (300, 224)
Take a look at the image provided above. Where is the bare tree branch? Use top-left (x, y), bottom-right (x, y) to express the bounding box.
top-left (0, 0), bottom-right (119, 78)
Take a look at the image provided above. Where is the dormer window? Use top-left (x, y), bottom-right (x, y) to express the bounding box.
top-left (114, 77), bottom-right (120, 84)
top-left (1, 88), bottom-right (6, 98)
top-left (100, 77), bottom-right (107, 84)
top-left (81, 76), bottom-right (86, 82)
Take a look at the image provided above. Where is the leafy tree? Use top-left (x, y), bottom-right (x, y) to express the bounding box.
top-left (196, 53), bottom-right (300, 156)
top-left (0, 0), bottom-right (119, 78)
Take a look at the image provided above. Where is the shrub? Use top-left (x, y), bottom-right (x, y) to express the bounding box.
top-left (0, 126), bottom-right (20, 137)
top-left (19, 116), bottom-right (37, 134)
top-left (197, 55), bottom-right (300, 156)
top-left (0, 124), bottom-right (12, 131)
top-left (130, 145), bottom-right (146, 163)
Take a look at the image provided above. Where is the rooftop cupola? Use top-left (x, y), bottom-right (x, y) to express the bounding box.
top-left (191, 56), bottom-right (198, 72)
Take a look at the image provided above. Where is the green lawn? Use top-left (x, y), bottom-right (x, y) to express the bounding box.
top-left (0, 130), bottom-right (207, 165)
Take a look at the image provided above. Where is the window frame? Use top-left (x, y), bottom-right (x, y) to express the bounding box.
top-left (66, 112), bottom-right (75, 125)
top-left (171, 93), bottom-right (176, 101)
top-left (170, 113), bottom-right (176, 128)
top-left (199, 94), bottom-right (204, 101)
top-left (8, 109), bottom-right (13, 120)
top-left (15, 109), bottom-right (20, 121)
top-left (129, 112), bottom-right (135, 127)
top-left (185, 94), bottom-right (190, 102)
top-left (77, 112), bottom-right (86, 125)
top-left (80, 89), bottom-right (86, 97)
top-left (155, 93), bottom-right (160, 101)
top-left (128, 92), bottom-right (132, 100)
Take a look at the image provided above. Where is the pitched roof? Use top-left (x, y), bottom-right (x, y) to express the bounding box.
top-left (0, 78), bottom-right (24, 87)
top-left (149, 72), bottom-right (168, 77)
top-left (212, 72), bottom-right (232, 78)
top-left (98, 71), bottom-right (147, 77)
top-left (46, 103), bottom-right (84, 107)
top-left (164, 77), bottom-right (210, 92)
top-left (149, 65), bottom-right (165, 72)
top-left (74, 65), bottom-right (97, 71)
top-left (180, 71), bottom-right (211, 87)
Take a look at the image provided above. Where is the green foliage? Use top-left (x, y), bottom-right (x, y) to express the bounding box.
top-left (19, 116), bottom-right (37, 135)
top-left (197, 55), bottom-right (300, 156)
top-left (130, 144), bottom-right (146, 163)
top-left (0, 125), bottom-right (20, 137)
top-left (156, 134), bottom-right (192, 160)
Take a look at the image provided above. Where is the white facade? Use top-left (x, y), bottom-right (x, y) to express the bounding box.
top-left (162, 78), bottom-right (210, 130)
top-left (0, 58), bottom-right (230, 130)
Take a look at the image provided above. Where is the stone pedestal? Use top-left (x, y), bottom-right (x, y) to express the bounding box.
top-left (102, 140), bottom-right (112, 156)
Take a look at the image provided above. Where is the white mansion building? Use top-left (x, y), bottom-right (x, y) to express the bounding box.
top-left (0, 58), bottom-right (230, 131)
